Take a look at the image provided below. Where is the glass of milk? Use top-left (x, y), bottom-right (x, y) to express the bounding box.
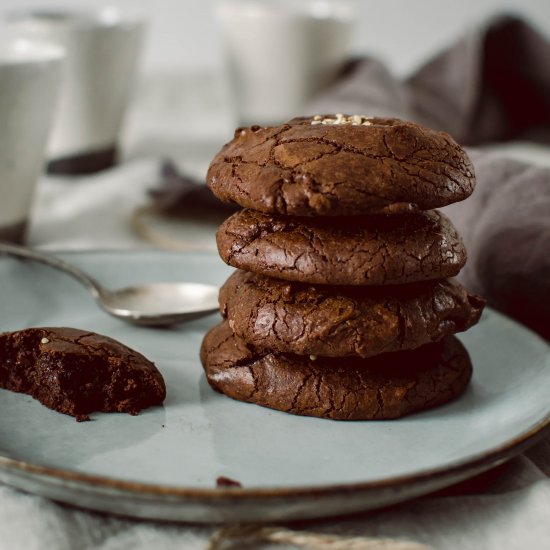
top-left (0, 39), bottom-right (64, 243)
top-left (216, 0), bottom-right (355, 126)
top-left (6, 8), bottom-right (144, 174)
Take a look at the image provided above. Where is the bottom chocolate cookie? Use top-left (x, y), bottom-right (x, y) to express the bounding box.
top-left (200, 321), bottom-right (472, 420)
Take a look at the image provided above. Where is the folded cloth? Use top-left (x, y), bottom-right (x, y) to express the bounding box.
top-left (149, 161), bottom-right (238, 216)
top-left (444, 150), bottom-right (550, 340)
top-left (307, 15), bottom-right (550, 145)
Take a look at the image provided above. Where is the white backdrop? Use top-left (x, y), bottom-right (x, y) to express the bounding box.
top-left (0, 0), bottom-right (549, 77)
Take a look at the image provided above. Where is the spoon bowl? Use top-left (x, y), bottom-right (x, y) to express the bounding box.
top-left (100, 283), bottom-right (220, 326)
top-left (0, 243), bottom-right (220, 327)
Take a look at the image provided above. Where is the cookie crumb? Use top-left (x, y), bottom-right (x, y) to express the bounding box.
top-left (40, 337), bottom-right (50, 344)
top-left (216, 476), bottom-right (242, 488)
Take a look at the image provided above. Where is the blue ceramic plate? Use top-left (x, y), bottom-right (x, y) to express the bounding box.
top-left (0, 250), bottom-right (548, 523)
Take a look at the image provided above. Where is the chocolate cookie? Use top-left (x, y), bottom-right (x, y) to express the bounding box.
top-left (207, 115), bottom-right (475, 216)
top-left (0, 327), bottom-right (166, 421)
top-left (200, 321), bottom-right (472, 420)
top-left (220, 270), bottom-right (485, 358)
top-left (217, 208), bottom-right (466, 285)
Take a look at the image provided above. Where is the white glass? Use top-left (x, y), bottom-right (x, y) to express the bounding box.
top-left (216, 0), bottom-right (355, 126)
top-left (0, 39), bottom-right (64, 243)
top-left (6, 8), bottom-right (144, 165)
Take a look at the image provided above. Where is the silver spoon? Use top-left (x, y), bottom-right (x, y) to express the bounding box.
top-left (0, 243), bottom-right (219, 326)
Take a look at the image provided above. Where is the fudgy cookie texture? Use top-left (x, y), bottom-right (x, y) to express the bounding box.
top-left (217, 208), bottom-right (466, 285)
top-left (207, 115), bottom-right (475, 217)
top-left (200, 321), bottom-right (472, 420)
top-left (0, 327), bottom-right (166, 421)
top-left (220, 270), bottom-right (485, 358)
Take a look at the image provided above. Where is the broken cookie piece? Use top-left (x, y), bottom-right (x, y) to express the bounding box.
top-left (0, 327), bottom-right (166, 421)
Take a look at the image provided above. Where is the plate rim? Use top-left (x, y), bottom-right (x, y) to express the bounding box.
top-left (1, 250), bottom-right (549, 503)
top-left (1, 408), bottom-right (549, 501)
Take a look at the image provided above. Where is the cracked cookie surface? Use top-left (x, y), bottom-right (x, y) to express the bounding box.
top-left (220, 270), bottom-right (485, 358)
top-left (217, 208), bottom-right (466, 285)
top-left (200, 321), bottom-right (472, 420)
top-left (207, 116), bottom-right (475, 216)
top-left (0, 327), bottom-right (166, 421)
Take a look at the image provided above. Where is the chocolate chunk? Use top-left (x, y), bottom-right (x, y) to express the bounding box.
top-left (216, 476), bottom-right (242, 488)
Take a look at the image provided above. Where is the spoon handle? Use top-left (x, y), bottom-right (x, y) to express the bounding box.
top-left (0, 242), bottom-right (104, 300)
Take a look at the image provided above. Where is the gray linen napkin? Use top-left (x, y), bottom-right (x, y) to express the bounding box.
top-left (444, 150), bottom-right (550, 340)
top-left (307, 15), bottom-right (550, 144)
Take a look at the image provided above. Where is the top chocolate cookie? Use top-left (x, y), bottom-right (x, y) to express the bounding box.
top-left (207, 115), bottom-right (475, 217)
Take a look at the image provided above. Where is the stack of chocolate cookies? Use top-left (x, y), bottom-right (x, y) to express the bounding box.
top-left (201, 115), bottom-right (485, 420)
